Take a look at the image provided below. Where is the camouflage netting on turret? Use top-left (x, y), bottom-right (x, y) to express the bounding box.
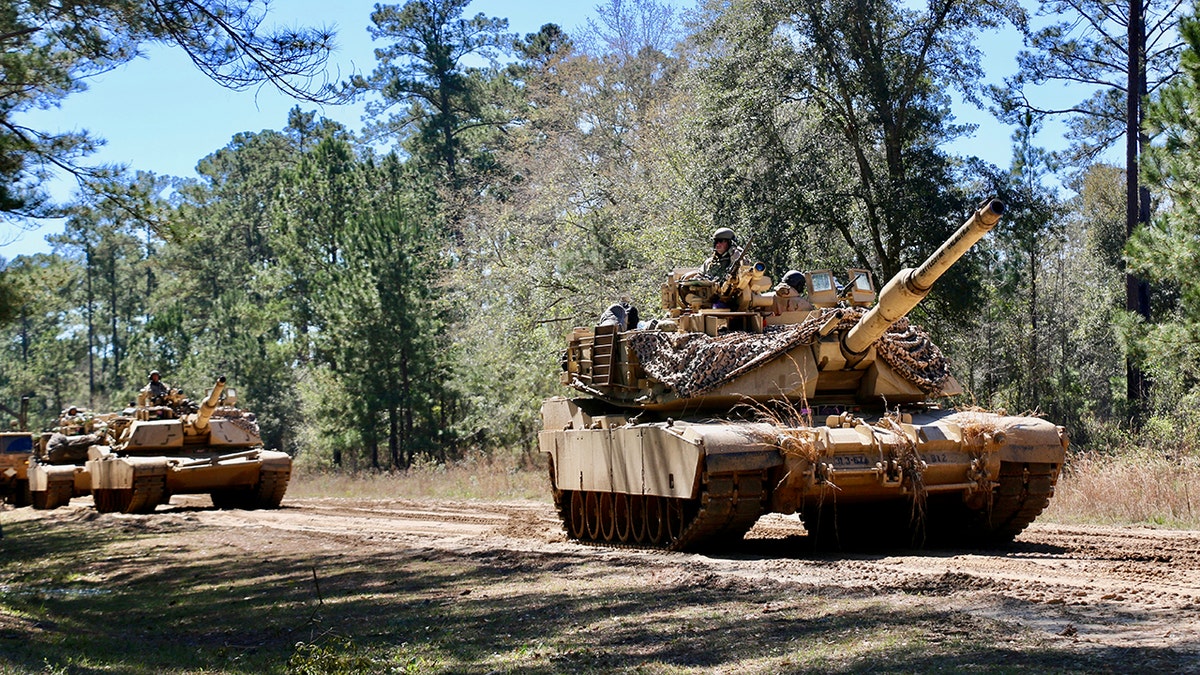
top-left (213, 407), bottom-right (261, 436)
top-left (628, 308), bottom-right (951, 398)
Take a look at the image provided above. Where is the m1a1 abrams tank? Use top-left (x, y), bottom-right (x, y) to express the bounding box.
top-left (539, 199), bottom-right (1068, 551)
top-left (29, 377), bottom-right (291, 514)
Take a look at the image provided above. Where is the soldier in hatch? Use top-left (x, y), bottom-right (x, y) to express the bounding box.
top-left (143, 370), bottom-right (170, 405)
top-left (699, 227), bottom-right (745, 285)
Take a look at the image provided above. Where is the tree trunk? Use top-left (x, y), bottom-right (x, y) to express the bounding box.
top-left (108, 251), bottom-right (120, 392)
top-left (1125, 0), bottom-right (1150, 416)
top-left (1029, 248), bottom-right (1039, 405)
top-left (85, 242), bottom-right (96, 409)
top-left (389, 406), bottom-right (400, 469)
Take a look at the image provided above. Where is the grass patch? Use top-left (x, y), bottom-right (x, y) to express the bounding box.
top-left (288, 451), bottom-right (551, 502)
top-left (1043, 448), bottom-right (1200, 528)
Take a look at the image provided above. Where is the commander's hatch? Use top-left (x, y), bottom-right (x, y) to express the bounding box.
top-left (806, 270), bottom-right (837, 307)
top-left (805, 269), bottom-right (876, 308)
top-left (844, 269), bottom-right (876, 306)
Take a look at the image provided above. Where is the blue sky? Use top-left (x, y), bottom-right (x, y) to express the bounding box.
top-left (1, 0), bottom-right (1068, 258)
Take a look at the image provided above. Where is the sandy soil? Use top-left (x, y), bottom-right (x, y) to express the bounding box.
top-left (6, 496), bottom-right (1200, 672)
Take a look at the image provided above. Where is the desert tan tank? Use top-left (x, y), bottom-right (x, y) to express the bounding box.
top-left (28, 377), bottom-right (291, 513)
top-left (540, 199), bottom-right (1068, 550)
top-left (84, 376), bottom-right (291, 513)
top-left (26, 405), bottom-right (103, 509)
top-left (1, 397), bottom-right (34, 506)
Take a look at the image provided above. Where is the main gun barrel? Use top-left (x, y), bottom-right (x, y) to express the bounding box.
top-left (843, 199), bottom-right (1004, 355)
top-left (193, 376), bottom-right (227, 432)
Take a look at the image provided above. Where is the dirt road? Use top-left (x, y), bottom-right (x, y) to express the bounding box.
top-left (5, 497), bottom-right (1200, 672)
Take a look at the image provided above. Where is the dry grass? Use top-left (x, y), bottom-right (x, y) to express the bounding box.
top-left (1043, 449), bottom-right (1200, 529)
top-left (288, 452), bottom-right (552, 503)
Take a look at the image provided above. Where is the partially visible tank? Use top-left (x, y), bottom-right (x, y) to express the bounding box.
top-left (0, 397), bottom-right (34, 507)
top-left (29, 377), bottom-right (291, 514)
top-left (540, 199), bottom-right (1068, 550)
top-left (26, 405), bottom-right (102, 509)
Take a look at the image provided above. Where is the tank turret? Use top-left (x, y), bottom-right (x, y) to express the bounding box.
top-left (561, 200), bottom-right (1006, 412)
top-left (541, 196), bottom-right (1066, 553)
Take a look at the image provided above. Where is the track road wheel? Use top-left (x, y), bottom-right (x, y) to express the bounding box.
top-left (614, 493), bottom-right (632, 543)
top-left (630, 495), bottom-right (647, 544)
top-left (666, 498), bottom-right (688, 541)
top-left (568, 491), bottom-right (586, 540)
top-left (585, 491), bottom-right (602, 541)
top-left (599, 492), bottom-right (616, 542)
top-left (645, 496), bottom-right (666, 545)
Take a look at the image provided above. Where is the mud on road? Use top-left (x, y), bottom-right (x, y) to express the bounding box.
top-left (4, 497), bottom-right (1200, 673)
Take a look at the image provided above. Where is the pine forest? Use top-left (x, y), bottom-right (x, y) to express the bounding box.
top-left (3, 0), bottom-right (1199, 474)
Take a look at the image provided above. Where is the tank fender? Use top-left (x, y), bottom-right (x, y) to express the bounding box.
top-left (991, 417), bottom-right (1069, 464)
top-left (87, 456), bottom-right (169, 491)
top-left (541, 424), bottom-right (704, 499)
top-left (28, 463), bottom-right (80, 491)
top-left (690, 423), bottom-right (785, 474)
top-left (258, 450), bottom-right (292, 470)
top-left (924, 411), bottom-right (1068, 465)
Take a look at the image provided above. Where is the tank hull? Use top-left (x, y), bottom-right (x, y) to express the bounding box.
top-left (539, 397), bottom-right (1066, 550)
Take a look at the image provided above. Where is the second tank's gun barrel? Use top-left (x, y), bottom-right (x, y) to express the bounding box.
top-left (843, 199), bottom-right (1004, 355)
top-left (192, 376), bottom-right (227, 432)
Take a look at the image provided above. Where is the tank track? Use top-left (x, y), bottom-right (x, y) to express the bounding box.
top-left (981, 461), bottom-right (1057, 542)
top-left (904, 460), bottom-right (1059, 548)
top-left (31, 480), bottom-right (74, 510)
top-left (210, 468), bottom-right (291, 510)
top-left (93, 473), bottom-right (166, 514)
top-left (552, 469), bottom-right (768, 552)
top-left (253, 468), bottom-right (290, 508)
top-left (127, 473), bottom-right (166, 514)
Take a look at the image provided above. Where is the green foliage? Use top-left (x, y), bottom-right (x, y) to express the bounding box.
top-left (999, 0), bottom-right (1185, 165)
top-left (358, 0), bottom-right (515, 191)
top-left (0, 257), bottom-right (21, 327)
top-left (0, 0), bottom-right (341, 224)
top-left (685, 0), bottom-right (1002, 320)
top-left (286, 637), bottom-right (381, 675)
top-left (2, 0), bottom-right (1186, 466)
top-left (0, 253), bottom-right (89, 427)
top-left (1132, 4), bottom-right (1200, 421)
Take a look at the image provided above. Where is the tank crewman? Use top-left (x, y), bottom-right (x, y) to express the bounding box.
top-left (143, 370), bottom-right (170, 405)
top-left (699, 227), bottom-right (745, 285)
top-left (58, 406), bottom-right (90, 434)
